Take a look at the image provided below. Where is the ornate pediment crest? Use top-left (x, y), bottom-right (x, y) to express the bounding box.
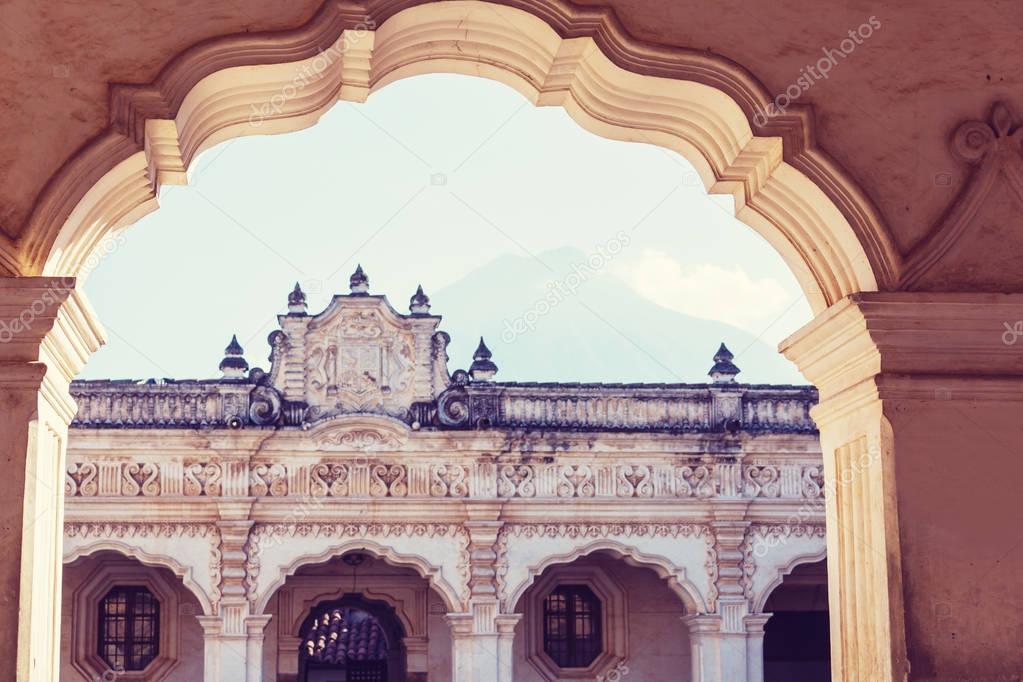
top-left (306, 414), bottom-right (411, 451)
top-left (305, 305), bottom-right (417, 419)
top-left (241, 271), bottom-right (449, 427)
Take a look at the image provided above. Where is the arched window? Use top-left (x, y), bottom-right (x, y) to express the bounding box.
top-left (543, 585), bottom-right (603, 668)
top-left (97, 586), bottom-right (160, 671)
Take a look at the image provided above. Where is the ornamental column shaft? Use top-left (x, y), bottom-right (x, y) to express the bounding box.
top-left (447, 502), bottom-right (521, 682)
top-left (684, 614), bottom-right (768, 681)
top-left (0, 277), bottom-right (103, 682)
top-left (200, 502), bottom-right (268, 682)
top-left (782, 293), bottom-right (1023, 682)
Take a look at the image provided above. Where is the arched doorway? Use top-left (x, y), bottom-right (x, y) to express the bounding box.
top-left (762, 558), bottom-right (829, 682)
top-left (298, 596), bottom-right (405, 682)
top-left (262, 551), bottom-right (449, 681)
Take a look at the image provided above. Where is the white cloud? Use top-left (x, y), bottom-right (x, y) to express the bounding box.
top-left (614, 249), bottom-right (797, 338)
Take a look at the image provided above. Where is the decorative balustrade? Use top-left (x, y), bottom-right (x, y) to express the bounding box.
top-left (496, 386), bottom-right (713, 431)
top-left (436, 382), bottom-right (817, 433)
top-left (71, 380), bottom-right (251, 429)
top-left (66, 457), bottom-right (825, 501)
top-left (70, 379), bottom-right (817, 433)
top-left (741, 390), bottom-right (817, 433)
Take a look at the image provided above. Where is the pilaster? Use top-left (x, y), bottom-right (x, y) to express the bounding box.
top-left (683, 612), bottom-right (768, 682)
top-left (200, 501), bottom-right (266, 682)
top-left (708, 500), bottom-right (752, 630)
top-left (197, 613), bottom-right (272, 682)
top-left (781, 292), bottom-right (1023, 682)
top-left (0, 277), bottom-right (103, 682)
top-left (448, 502), bottom-right (521, 682)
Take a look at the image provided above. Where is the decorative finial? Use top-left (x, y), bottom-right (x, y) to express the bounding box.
top-left (469, 337), bottom-right (498, 381)
top-left (409, 284), bottom-right (431, 315)
top-left (349, 264), bottom-right (369, 295)
top-left (708, 342), bottom-right (740, 383)
top-left (287, 282), bottom-right (307, 314)
top-left (219, 334), bottom-right (249, 379)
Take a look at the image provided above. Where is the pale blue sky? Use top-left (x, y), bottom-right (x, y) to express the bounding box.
top-left (80, 74), bottom-right (812, 384)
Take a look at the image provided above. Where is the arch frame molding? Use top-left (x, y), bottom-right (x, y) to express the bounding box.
top-left (499, 527), bottom-right (709, 615)
top-left (14, 0), bottom-right (898, 315)
top-left (245, 527), bottom-right (468, 617)
top-left (63, 533), bottom-right (220, 617)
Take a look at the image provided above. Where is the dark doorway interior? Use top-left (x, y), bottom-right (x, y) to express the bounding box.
top-left (298, 594), bottom-right (406, 682)
top-left (763, 558), bottom-right (830, 682)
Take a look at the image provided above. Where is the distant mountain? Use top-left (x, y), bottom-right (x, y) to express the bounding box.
top-left (428, 248), bottom-right (806, 385)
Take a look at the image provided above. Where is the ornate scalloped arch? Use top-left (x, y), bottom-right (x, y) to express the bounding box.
top-left (253, 538), bottom-right (463, 615)
top-left (63, 540), bottom-right (216, 615)
top-left (288, 588), bottom-right (420, 639)
top-left (505, 538), bottom-right (708, 614)
top-left (751, 546), bottom-right (828, 614)
top-left (22, 0), bottom-right (899, 314)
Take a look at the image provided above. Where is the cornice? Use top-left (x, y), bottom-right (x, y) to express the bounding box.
top-left (66, 426), bottom-right (819, 455)
top-left (0, 278), bottom-right (105, 422)
top-left (65, 495), bottom-right (825, 527)
top-left (781, 292), bottom-right (1023, 412)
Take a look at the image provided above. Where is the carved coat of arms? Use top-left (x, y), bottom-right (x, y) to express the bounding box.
top-left (305, 309), bottom-right (416, 419)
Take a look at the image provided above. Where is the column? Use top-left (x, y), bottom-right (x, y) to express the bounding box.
top-left (403, 635), bottom-right (429, 682)
top-left (781, 292), bottom-right (1023, 681)
top-left (446, 611), bottom-right (521, 682)
top-left (684, 613), bottom-right (768, 682)
top-left (0, 277), bottom-right (103, 682)
top-left (448, 501), bottom-right (521, 682)
top-left (199, 501), bottom-right (270, 682)
top-left (744, 614), bottom-right (770, 682)
top-left (197, 614), bottom-right (271, 682)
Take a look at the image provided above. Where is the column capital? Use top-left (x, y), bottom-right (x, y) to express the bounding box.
top-left (743, 613), bottom-right (772, 633)
top-left (494, 613), bottom-right (523, 635)
top-left (444, 612), bottom-right (475, 637)
top-left (681, 613), bottom-right (722, 634)
top-left (196, 613), bottom-right (271, 635)
top-left (0, 276), bottom-right (104, 377)
top-left (781, 293), bottom-right (1023, 424)
top-left (244, 614), bottom-right (273, 635)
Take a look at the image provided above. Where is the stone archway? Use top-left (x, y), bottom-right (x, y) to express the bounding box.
top-left (2, 3), bottom-right (1020, 682)
top-left (23, 0), bottom-right (894, 315)
top-left (260, 551), bottom-right (449, 682)
top-left (62, 550), bottom-right (207, 682)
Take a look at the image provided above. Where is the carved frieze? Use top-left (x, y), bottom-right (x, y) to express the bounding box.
top-left (66, 457), bottom-right (826, 501)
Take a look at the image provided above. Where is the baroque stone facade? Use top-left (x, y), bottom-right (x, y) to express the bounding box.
top-left (61, 274), bottom-right (824, 682)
